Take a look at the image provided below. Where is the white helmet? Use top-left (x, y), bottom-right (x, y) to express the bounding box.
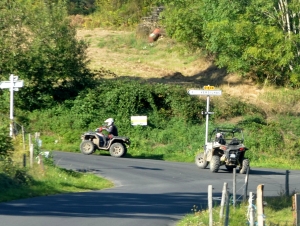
top-left (216, 133), bottom-right (222, 138)
top-left (104, 118), bottom-right (114, 126)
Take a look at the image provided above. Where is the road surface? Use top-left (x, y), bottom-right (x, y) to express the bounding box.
top-left (0, 151), bottom-right (299, 226)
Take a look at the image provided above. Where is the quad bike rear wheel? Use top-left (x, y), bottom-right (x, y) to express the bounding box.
top-left (109, 142), bottom-right (125, 157)
top-left (210, 155), bottom-right (220, 173)
top-left (195, 153), bottom-right (208, 169)
top-left (239, 158), bottom-right (250, 174)
top-left (80, 140), bottom-right (95, 155)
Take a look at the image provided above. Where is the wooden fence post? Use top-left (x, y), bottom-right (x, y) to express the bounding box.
top-left (23, 153), bottom-right (26, 168)
top-left (220, 182), bottom-right (228, 220)
top-left (37, 154), bottom-right (44, 172)
top-left (224, 191), bottom-right (230, 226)
top-left (233, 168), bottom-right (236, 208)
top-left (243, 167), bottom-right (250, 202)
top-left (22, 125), bottom-right (25, 151)
top-left (208, 185), bottom-right (213, 226)
top-left (294, 193), bottom-right (300, 226)
top-left (29, 143), bottom-right (33, 168)
top-left (257, 184), bottom-right (265, 226)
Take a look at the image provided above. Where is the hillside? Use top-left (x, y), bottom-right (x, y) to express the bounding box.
top-left (78, 28), bottom-right (264, 103)
top-left (76, 28), bottom-right (299, 117)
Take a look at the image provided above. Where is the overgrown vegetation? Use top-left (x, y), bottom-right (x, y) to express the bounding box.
top-left (0, 135), bottom-right (113, 203)
top-left (178, 194), bottom-right (294, 226)
top-left (10, 78), bottom-right (298, 169)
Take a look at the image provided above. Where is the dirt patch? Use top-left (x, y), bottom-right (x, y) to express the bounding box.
top-left (77, 28), bottom-right (260, 101)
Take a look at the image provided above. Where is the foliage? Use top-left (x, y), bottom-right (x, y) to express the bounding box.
top-left (160, 1), bottom-right (204, 49)
top-left (67, 0), bottom-right (97, 15)
top-left (0, 125), bottom-right (14, 158)
top-left (0, 0), bottom-right (94, 111)
top-left (160, 0), bottom-right (300, 87)
top-left (92, 0), bottom-right (154, 27)
top-left (14, 80), bottom-right (298, 169)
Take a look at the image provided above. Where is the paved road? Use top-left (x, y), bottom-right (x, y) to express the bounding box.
top-left (0, 151), bottom-right (299, 226)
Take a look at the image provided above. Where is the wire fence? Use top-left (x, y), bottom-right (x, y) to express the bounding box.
top-left (209, 168), bottom-right (300, 226)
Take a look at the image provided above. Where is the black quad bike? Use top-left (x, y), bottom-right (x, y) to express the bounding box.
top-left (80, 130), bottom-right (130, 157)
top-left (195, 128), bottom-right (250, 174)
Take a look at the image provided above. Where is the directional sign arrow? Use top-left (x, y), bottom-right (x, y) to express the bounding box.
top-left (0, 80), bottom-right (24, 89)
top-left (187, 89), bottom-right (222, 96)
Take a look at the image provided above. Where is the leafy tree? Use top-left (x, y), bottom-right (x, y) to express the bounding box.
top-left (160, 0), bottom-right (300, 87)
top-left (0, 0), bottom-right (94, 111)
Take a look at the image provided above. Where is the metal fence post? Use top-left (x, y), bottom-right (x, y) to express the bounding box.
top-left (285, 170), bottom-right (289, 197)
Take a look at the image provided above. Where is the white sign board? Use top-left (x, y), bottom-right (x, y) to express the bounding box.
top-left (0, 80), bottom-right (24, 89)
top-left (131, 116), bottom-right (147, 126)
top-left (187, 89), bottom-right (222, 96)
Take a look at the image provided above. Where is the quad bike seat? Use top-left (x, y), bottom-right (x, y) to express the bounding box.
top-left (229, 138), bottom-right (240, 145)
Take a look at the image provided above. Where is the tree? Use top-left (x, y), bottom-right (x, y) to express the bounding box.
top-left (0, 0), bottom-right (94, 110)
top-left (160, 0), bottom-right (300, 87)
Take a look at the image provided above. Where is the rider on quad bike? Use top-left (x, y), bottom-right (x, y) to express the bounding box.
top-left (80, 118), bottom-right (130, 157)
top-left (96, 118), bottom-right (118, 147)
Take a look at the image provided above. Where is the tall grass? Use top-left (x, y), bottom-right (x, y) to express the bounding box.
top-left (178, 195), bottom-right (294, 226)
top-left (0, 137), bottom-right (113, 203)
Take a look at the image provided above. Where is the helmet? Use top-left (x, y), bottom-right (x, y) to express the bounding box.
top-left (104, 118), bottom-right (114, 126)
top-left (216, 132), bottom-right (222, 138)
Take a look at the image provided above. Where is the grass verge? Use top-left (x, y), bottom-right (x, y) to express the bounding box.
top-left (0, 157), bottom-right (113, 203)
top-left (178, 195), bottom-right (294, 226)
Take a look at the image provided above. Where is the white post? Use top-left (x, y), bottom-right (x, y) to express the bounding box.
top-left (187, 87), bottom-right (222, 153)
top-left (233, 168), bottom-right (236, 208)
top-left (208, 185), bottom-right (213, 226)
top-left (9, 74), bottom-right (14, 137)
top-left (205, 95), bottom-right (210, 145)
top-left (30, 143), bottom-right (34, 168)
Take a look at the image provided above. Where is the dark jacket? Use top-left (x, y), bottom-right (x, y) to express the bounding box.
top-left (104, 124), bottom-right (118, 136)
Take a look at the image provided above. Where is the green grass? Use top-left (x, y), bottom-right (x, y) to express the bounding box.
top-left (0, 159), bottom-right (113, 203)
top-left (178, 195), bottom-right (294, 226)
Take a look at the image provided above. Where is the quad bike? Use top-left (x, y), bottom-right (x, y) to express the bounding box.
top-left (80, 128), bottom-right (130, 157)
top-left (195, 128), bottom-right (250, 174)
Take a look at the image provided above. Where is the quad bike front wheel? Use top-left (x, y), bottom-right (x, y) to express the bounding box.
top-left (239, 158), bottom-right (250, 174)
top-left (210, 155), bottom-right (220, 173)
top-left (195, 153), bottom-right (208, 169)
top-left (80, 140), bottom-right (95, 155)
top-left (109, 142), bottom-right (125, 157)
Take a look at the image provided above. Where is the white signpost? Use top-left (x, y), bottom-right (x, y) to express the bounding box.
top-left (188, 85), bottom-right (222, 149)
top-left (0, 74), bottom-right (24, 137)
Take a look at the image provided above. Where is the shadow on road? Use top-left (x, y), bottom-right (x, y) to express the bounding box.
top-left (0, 191), bottom-right (218, 219)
